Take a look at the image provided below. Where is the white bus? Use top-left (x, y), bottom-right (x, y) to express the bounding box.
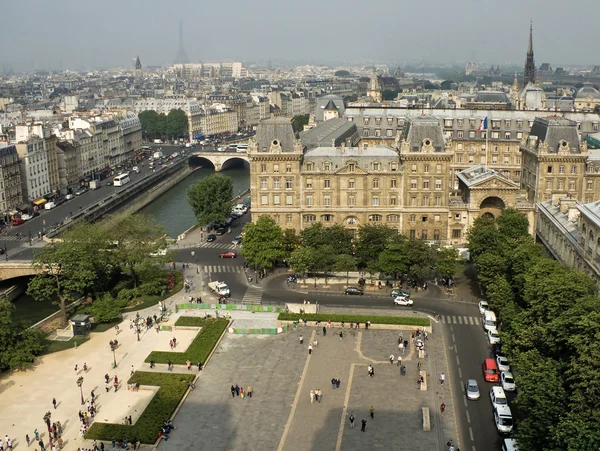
top-left (113, 173), bottom-right (131, 187)
top-left (236, 144), bottom-right (248, 153)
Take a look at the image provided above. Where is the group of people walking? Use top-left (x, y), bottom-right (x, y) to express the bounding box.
top-left (230, 384), bottom-right (253, 399)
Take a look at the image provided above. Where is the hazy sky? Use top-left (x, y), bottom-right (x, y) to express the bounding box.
top-left (2, 0), bottom-right (599, 70)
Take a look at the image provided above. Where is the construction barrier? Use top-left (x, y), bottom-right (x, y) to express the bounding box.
top-left (176, 303), bottom-right (284, 313)
top-left (227, 326), bottom-right (289, 335)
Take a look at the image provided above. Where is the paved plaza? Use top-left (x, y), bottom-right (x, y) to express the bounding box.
top-left (159, 320), bottom-right (456, 451)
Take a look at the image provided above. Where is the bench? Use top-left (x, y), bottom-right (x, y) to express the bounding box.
top-left (419, 371), bottom-right (427, 391)
top-left (422, 407), bottom-right (431, 431)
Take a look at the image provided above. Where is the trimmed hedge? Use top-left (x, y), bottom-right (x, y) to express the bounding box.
top-left (174, 316), bottom-right (209, 327)
top-left (85, 372), bottom-right (194, 444)
top-left (145, 318), bottom-right (228, 365)
top-left (278, 313), bottom-right (430, 327)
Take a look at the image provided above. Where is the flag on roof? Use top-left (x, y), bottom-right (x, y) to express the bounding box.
top-left (478, 116), bottom-right (489, 132)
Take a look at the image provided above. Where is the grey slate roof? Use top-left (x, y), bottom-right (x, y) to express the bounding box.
top-left (323, 100), bottom-right (338, 111)
top-left (576, 84), bottom-right (600, 100)
top-left (528, 116), bottom-right (580, 152)
top-left (457, 165), bottom-right (519, 188)
top-left (299, 118), bottom-right (358, 150)
top-left (473, 91), bottom-right (510, 103)
top-left (315, 95), bottom-right (345, 122)
top-left (404, 116), bottom-right (445, 152)
top-left (304, 145), bottom-right (398, 159)
top-left (255, 117), bottom-right (296, 152)
top-left (0, 145), bottom-right (17, 159)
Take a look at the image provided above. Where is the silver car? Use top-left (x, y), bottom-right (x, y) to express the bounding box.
top-left (465, 379), bottom-right (480, 400)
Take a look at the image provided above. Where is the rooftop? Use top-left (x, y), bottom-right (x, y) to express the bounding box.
top-left (304, 145), bottom-right (398, 159)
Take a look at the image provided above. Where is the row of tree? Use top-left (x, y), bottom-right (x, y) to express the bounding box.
top-left (468, 208), bottom-right (600, 449)
top-left (138, 109), bottom-right (189, 140)
top-left (241, 217), bottom-right (459, 285)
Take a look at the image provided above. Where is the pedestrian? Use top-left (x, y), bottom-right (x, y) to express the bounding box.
top-left (235, 384), bottom-right (240, 396)
top-left (398, 341), bottom-right (404, 353)
top-left (336, 378), bottom-right (340, 389)
top-left (186, 360), bottom-right (191, 370)
top-left (197, 361), bottom-right (203, 371)
top-left (105, 373), bottom-right (110, 384)
top-left (440, 372), bottom-right (445, 384)
top-left (34, 429), bottom-right (39, 441)
top-left (441, 402), bottom-right (445, 413)
top-left (327, 319), bottom-right (331, 328)
top-left (128, 415), bottom-right (132, 425)
top-left (322, 326), bottom-right (326, 336)
top-left (331, 377), bottom-right (336, 389)
top-left (389, 354), bottom-right (394, 365)
top-left (39, 439), bottom-right (45, 451)
top-left (361, 419), bottom-right (367, 432)
top-left (356, 321), bottom-right (360, 329)
top-left (349, 414), bottom-right (355, 428)
top-left (57, 421), bottom-right (62, 434)
top-left (247, 385), bottom-right (253, 398)
top-left (74, 364), bottom-right (78, 373)
top-left (299, 335), bottom-right (303, 345)
top-left (317, 389), bottom-right (322, 402)
top-left (131, 365), bottom-right (135, 376)
top-left (150, 359), bottom-right (155, 369)
top-left (339, 331), bottom-right (343, 342)
top-left (310, 390), bottom-right (315, 403)
top-left (169, 339), bottom-right (174, 350)
top-left (26, 434), bottom-right (30, 446)
top-left (6, 438), bottom-right (12, 450)
top-left (369, 405), bottom-right (375, 419)
top-left (52, 397), bottom-right (57, 409)
top-left (114, 380), bottom-right (118, 392)
top-left (397, 355), bottom-right (402, 366)
top-left (155, 323), bottom-right (160, 333)
top-left (402, 341), bottom-right (407, 355)
top-left (308, 344), bottom-right (313, 355)
top-left (240, 387), bottom-right (245, 399)
top-left (167, 360), bottom-right (172, 372)
top-left (173, 337), bottom-right (177, 347)
top-left (57, 436), bottom-right (63, 449)
top-left (417, 361), bottom-right (421, 370)
top-left (231, 385), bottom-right (236, 398)
top-left (106, 382), bottom-right (110, 392)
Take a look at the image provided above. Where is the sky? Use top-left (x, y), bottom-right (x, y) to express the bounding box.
top-left (1, 0), bottom-right (599, 70)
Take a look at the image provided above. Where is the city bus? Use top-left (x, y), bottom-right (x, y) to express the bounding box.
top-left (113, 173), bottom-right (131, 187)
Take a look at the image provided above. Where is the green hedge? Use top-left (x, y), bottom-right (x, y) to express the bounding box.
top-left (278, 313), bottom-right (430, 327)
top-left (85, 372), bottom-right (194, 444)
top-left (145, 318), bottom-right (228, 365)
top-left (174, 316), bottom-right (209, 327)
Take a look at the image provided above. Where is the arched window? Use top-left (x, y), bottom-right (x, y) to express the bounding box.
top-left (369, 214), bottom-right (382, 223)
top-left (346, 216), bottom-right (358, 225)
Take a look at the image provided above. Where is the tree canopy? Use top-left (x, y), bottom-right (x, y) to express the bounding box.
top-left (0, 300), bottom-right (44, 371)
top-left (241, 216), bottom-right (285, 270)
top-left (138, 109), bottom-right (188, 140)
top-left (187, 174), bottom-right (233, 227)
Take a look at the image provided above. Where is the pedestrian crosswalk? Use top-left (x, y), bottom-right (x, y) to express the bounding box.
top-left (241, 286), bottom-right (263, 305)
top-left (199, 242), bottom-right (235, 250)
top-left (202, 265), bottom-right (245, 274)
top-left (440, 315), bottom-right (481, 326)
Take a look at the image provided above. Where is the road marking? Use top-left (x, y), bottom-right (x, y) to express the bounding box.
top-left (452, 316), bottom-right (457, 324)
top-left (463, 316), bottom-right (469, 324)
top-left (446, 315), bottom-right (452, 324)
top-left (335, 362), bottom-right (357, 451)
top-left (457, 316), bottom-right (463, 324)
top-left (458, 367), bottom-right (462, 378)
top-left (451, 333), bottom-right (456, 343)
top-left (463, 397), bottom-right (467, 407)
top-left (468, 317), bottom-right (476, 325)
top-left (456, 355), bottom-right (460, 365)
top-left (277, 329), bottom-right (316, 451)
top-left (466, 411), bottom-right (471, 424)
top-left (469, 427), bottom-right (474, 441)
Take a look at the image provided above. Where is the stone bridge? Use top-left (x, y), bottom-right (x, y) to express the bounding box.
top-left (189, 151), bottom-right (249, 172)
top-left (0, 260), bottom-right (39, 281)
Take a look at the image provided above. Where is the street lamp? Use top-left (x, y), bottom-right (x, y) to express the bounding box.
top-left (76, 376), bottom-right (85, 405)
top-left (110, 341), bottom-right (118, 368)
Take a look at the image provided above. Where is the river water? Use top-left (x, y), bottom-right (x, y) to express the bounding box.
top-left (141, 166), bottom-right (250, 238)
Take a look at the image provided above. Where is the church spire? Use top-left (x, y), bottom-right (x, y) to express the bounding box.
top-left (524, 21), bottom-right (536, 85)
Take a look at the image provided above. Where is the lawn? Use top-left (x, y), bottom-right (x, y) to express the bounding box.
top-left (85, 371), bottom-right (194, 444)
top-left (43, 336), bottom-right (90, 354)
top-left (145, 318), bottom-right (228, 365)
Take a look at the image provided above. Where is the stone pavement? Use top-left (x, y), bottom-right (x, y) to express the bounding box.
top-left (158, 315), bottom-right (456, 451)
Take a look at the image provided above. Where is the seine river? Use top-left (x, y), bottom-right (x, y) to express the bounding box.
top-left (141, 166), bottom-right (250, 238)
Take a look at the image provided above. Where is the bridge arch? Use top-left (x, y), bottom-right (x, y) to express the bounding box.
top-left (188, 156), bottom-right (216, 170)
top-left (220, 156), bottom-right (250, 171)
top-left (189, 151), bottom-right (249, 172)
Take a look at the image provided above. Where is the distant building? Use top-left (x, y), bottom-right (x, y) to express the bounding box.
top-left (574, 83), bottom-right (600, 112)
top-left (0, 145), bottom-right (24, 213)
top-left (15, 137), bottom-right (50, 203)
top-left (314, 95), bottom-right (345, 123)
top-left (299, 117), bottom-right (359, 150)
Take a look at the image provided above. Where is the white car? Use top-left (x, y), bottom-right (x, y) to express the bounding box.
top-left (487, 327), bottom-right (501, 345)
top-left (218, 147), bottom-right (226, 152)
top-left (501, 371), bottom-right (516, 392)
top-left (393, 296), bottom-right (413, 306)
top-left (21, 214), bottom-right (33, 221)
top-left (490, 386), bottom-right (508, 410)
top-left (478, 300), bottom-right (489, 315)
top-left (496, 355), bottom-right (510, 372)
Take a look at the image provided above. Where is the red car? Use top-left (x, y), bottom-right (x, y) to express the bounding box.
top-left (12, 217), bottom-right (25, 226)
top-left (482, 358), bottom-right (499, 383)
top-left (219, 251), bottom-right (237, 259)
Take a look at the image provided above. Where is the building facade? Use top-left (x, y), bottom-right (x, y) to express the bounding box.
top-left (0, 145), bottom-right (24, 213)
top-left (15, 138), bottom-right (50, 202)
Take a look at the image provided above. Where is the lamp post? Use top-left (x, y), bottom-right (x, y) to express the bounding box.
top-left (76, 376), bottom-right (85, 405)
top-left (110, 341), bottom-right (117, 368)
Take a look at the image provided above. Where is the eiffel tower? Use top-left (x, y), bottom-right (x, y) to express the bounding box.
top-left (174, 20), bottom-right (189, 64)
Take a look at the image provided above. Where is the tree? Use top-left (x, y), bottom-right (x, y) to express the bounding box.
top-left (333, 254), bottom-right (357, 286)
top-left (377, 243), bottom-right (409, 280)
top-left (241, 216), bottom-right (285, 270)
top-left (404, 239), bottom-right (436, 285)
top-left (314, 245), bottom-right (337, 285)
top-left (281, 228), bottom-right (301, 260)
top-left (354, 224), bottom-right (401, 268)
top-left (467, 215), bottom-right (500, 261)
top-left (496, 208), bottom-right (530, 241)
top-left (166, 109), bottom-right (188, 139)
top-left (300, 223), bottom-right (353, 255)
top-left (475, 252), bottom-right (507, 294)
top-left (0, 300), bottom-right (44, 371)
top-left (440, 80), bottom-right (454, 90)
top-left (435, 247), bottom-right (459, 281)
top-left (106, 214), bottom-right (170, 287)
top-left (300, 222), bottom-right (328, 248)
top-left (287, 246), bottom-right (316, 285)
top-left (188, 174), bottom-right (233, 226)
top-left (87, 293), bottom-right (123, 323)
top-left (291, 114), bottom-right (309, 133)
top-left (138, 110), bottom-right (160, 140)
top-left (27, 224), bottom-right (105, 325)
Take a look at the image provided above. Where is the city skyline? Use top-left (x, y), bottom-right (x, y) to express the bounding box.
top-left (2, 0), bottom-right (599, 71)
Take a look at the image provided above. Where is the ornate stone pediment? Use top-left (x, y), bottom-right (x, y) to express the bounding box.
top-left (471, 176), bottom-right (519, 190)
top-left (335, 165), bottom-right (368, 175)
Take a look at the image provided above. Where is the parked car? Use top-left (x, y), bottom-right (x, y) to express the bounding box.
top-left (393, 296), bottom-right (414, 306)
top-left (478, 300), bottom-right (490, 315)
top-left (219, 251), bottom-right (237, 259)
top-left (496, 355), bottom-right (510, 372)
top-left (489, 386), bottom-right (508, 410)
top-left (21, 214), bottom-right (33, 221)
top-left (12, 217), bottom-right (25, 226)
top-left (232, 236), bottom-right (242, 245)
top-left (465, 379), bottom-right (480, 400)
top-left (344, 287), bottom-right (364, 296)
top-left (215, 227), bottom-right (226, 236)
top-left (75, 188), bottom-right (87, 195)
top-left (482, 358), bottom-right (499, 382)
top-left (488, 327), bottom-right (501, 345)
top-left (494, 405), bottom-right (514, 434)
top-left (65, 194), bottom-right (74, 200)
top-left (206, 234), bottom-right (217, 242)
top-left (501, 371), bottom-right (516, 392)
